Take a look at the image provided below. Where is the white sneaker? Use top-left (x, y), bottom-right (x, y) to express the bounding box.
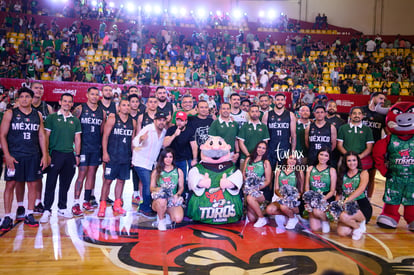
top-left (275, 215), bottom-right (287, 227)
top-left (58, 209), bottom-right (73, 219)
top-left (165, 214), bottom-right (172, 225)
top-left (39, 210), bottom-right (51, 223)
top-left (253, 217), bottom-right (267, 228)
top-left (322, 221), bottom-right (330, 233)
top-left (352, 228), bottom-right (364, 240)
top-left (359, 220), bottom-right (366, 233)
top-left (286, 216), bottom-right (299, 230)
top-left (158, 218), bottom-right (167, 231)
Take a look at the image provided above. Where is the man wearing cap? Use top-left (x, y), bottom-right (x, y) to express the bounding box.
top-left (132, 111), bottom-right (167, 218)
top-left (305, 105), bottom-right (337, 164)
top-left (163, 111), bottom-right (197, 193)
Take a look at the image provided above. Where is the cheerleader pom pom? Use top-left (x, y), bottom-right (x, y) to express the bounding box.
top-left (303, 190), bottom-right (317, 204)
top-left (279, 185), bottom-right (301, 208)
top-left (344, 200), bottom-right (359, 216)
top-left (329, 201), bottom-right (344, 221)
top-left (151, 189), bottom-right (169, 200)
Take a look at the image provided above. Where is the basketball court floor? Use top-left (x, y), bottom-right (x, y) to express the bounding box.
top-left (0, 168), bottom-right (413, 275)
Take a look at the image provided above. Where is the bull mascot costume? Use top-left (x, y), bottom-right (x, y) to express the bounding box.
top-left (373, 102), bottom-right (414, 231)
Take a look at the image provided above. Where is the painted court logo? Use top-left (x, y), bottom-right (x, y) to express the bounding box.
top-left (76, 217), bottom-right (414, 274)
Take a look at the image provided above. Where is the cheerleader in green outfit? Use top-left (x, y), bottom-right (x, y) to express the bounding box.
top-left (336, 151), bottom-right (372, 240)
top-left (266, 155), bottom-right (304, 233)
top-left (241, 141), bottom-right (272, 227)
top-left (305, 148), bottom-right (337, 233)
top-left (150, 149), bottom-right (184, 231)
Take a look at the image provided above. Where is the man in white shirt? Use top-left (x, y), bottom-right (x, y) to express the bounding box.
top-left (234, 54), bottom-right (243, 74)
top-left (365, 39), bottom-right (376, 53)
top-left (198, 89), bottom-right (209, 101)
top-left (112, 84), bottom-right (122, 96)
top-left (223, 83), bottom-right (233, 103)
top-left (125, 77), bottom-right (137, 85)
top-left (229, 93), bottom-right (247, 128)
top-left (116, 62), bottom-right (124, 83)
top-left (132, 111), bottom-right (167, 218)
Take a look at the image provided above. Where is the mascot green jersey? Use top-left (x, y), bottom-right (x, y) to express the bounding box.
top-left (187, 136), bottom-right (243, 224)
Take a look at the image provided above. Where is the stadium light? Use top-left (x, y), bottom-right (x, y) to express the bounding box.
top-left (109, 2), bottom-right (115, 8)
top-left (126, 2), bottom-right (135, 12)
top-left (216, 10), bottom-right (222, 17)
top-left (268, 10), bottom-right (276, 19)
top-left (196, 8), bottom-right (206, 18)
top-left (180, 7), bottom-right (187, 16)
top-left (144, 4), bottom-right (152, 13)
top-left (91, 0), bottom-right (98, 7)
top-left (154, 5), bottom-right (162, 14)
top-left (232, 9), bottom-right (242, 19)
top-left (171, 6), bottom-right (178, 15)
top-left (258, 10), bottom-right (265, 18)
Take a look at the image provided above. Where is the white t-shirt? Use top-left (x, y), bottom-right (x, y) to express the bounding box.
top-left (365, 40), bottom-right (376, 52)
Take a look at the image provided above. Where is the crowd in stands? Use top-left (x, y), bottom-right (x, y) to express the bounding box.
top-left (0, 0), bottom-right (413, 100)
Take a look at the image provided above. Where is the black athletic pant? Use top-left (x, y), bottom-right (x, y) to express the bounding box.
top-left (44, 151), bottom-right (76, 211)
